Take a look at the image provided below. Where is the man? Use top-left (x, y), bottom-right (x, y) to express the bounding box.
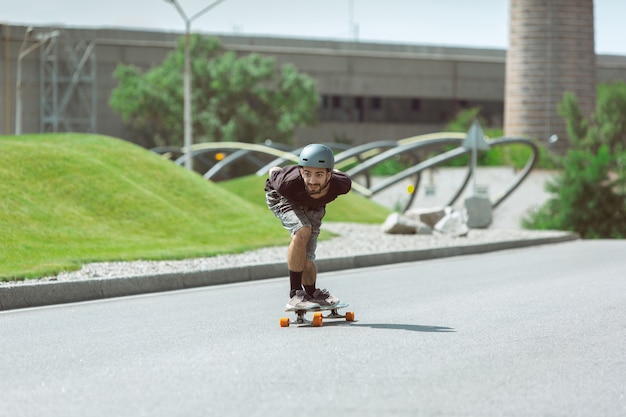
top-left (265, 144), bottom-right (352, 309)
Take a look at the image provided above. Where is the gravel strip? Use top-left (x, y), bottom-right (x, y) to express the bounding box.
top-left (2, 223), bottom-right (573, 286)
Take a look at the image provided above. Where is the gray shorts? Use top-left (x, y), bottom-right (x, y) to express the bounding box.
top-left (266, 190), bottom-right (325, 261)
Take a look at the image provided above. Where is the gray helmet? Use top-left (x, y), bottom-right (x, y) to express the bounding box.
top-left (298, 144), bottom-right (334, 169)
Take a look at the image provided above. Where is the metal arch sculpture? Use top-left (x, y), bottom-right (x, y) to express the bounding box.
top-left (183, 142), bottom-right (299, 180)
top-left (152, 141), bottom-right (370, 194)
top-left (341, 131), bottom-right (539, 212)
top-left (340, 133), bottom-right (471, 209)
top-left (151, 124), bottom-right (540, 214)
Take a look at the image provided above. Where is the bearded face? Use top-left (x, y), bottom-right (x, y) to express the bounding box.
top-left (300, 167), bottom-right (331, 196)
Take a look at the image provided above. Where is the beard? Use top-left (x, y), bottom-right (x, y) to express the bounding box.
top-left (305, 178), bottom-right (330, 195)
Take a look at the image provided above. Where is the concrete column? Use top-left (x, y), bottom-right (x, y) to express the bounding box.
top-left (504, 0), bottom-right (596, 152)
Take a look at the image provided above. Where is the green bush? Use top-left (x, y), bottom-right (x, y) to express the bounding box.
top-left (522, 145), bottom-right (626, 238)
top-left (523, 81), bottom-right (626, 238)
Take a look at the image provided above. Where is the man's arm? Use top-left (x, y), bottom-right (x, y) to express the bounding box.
top-left (331, 169), bottom-right (352, 195)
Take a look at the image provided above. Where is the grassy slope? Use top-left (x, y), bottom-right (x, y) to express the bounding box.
top-left (0, 134), bottom-right (389, 280)
top-left (0, 134), bottom-right (286, 279)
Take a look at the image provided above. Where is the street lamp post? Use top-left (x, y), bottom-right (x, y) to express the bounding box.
top-left (163, 0), bottom-right (228, 171)
top-left (15, 28), bottom-right (60, 135)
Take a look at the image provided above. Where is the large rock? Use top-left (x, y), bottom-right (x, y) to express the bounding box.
top-left (464, 196), bottom-right (492, 228)
top-left (433, 207), bottom-right (469, 237)
top-left (382, 212), bottom-right (432, 235)
top-left (404, 207), bottom-right (446, 228)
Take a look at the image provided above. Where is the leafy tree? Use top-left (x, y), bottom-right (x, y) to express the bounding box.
top-left (523, 145), bottom-right (626, 237)
top-left (591, 81), bottom-right (626, 153)
top-left (559, 81), bottom-right (626, 154)
top-left (109, 35), bottom-right (319, 148)
top-left (523, 82), bottom-right (626, 238)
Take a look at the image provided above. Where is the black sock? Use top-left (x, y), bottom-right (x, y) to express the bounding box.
top-left (304, 285), bottom-right (316, 297)
top-left (289, 270), bottom-right (303, 297)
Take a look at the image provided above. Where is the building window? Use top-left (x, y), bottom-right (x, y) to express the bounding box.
top-left (355, 97), bottom-right (364, 122)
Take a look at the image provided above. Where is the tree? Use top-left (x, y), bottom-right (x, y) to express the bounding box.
top-left (523, 82), bottom-right (626, 238)
top-left (109, 35), bottom-right (319, 148)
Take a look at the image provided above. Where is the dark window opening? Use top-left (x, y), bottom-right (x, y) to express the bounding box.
top-left (317, 94), bottom-right (503, 127)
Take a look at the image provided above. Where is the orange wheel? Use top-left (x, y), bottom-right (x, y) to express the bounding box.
top-left (345, 311), bottom-right (355, 322)
top-left (313, 312), bottom-right (323, 319)
top-left (312, 314), bottom-right (323, 327)
top-left (279, 317), bottom-right (290, 327)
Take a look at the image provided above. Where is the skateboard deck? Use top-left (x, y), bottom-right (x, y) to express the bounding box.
top-left (280, 302), bottom-right (355, 327)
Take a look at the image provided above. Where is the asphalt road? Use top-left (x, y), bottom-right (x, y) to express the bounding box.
top-left (1, 240), bottom-right (625, 417)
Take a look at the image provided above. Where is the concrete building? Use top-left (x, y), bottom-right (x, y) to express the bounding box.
top-left (1, 23), bottom-right (625, 147)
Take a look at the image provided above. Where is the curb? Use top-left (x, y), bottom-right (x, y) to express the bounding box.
top-left (0, 233), bottom-right (579, 311)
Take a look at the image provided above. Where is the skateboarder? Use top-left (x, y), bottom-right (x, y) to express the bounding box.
top-left (265, 144), bottom-right (352, 310)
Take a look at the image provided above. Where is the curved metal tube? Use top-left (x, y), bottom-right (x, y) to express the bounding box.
top-left (334, 141), bottom-right (398, 188)
top-left (204, 149), bottom-right (268, 180)
top-left (486, 137), bottom-right (540, 209)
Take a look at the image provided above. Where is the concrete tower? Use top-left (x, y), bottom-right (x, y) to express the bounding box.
top-left (504, 0), bottom-right (596, 151)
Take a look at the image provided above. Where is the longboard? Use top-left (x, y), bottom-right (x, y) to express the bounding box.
top-left (280, 302), bottom-right (355, 327)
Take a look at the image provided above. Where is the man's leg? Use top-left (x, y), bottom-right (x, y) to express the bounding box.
top-left (300, 208), bottom-right (322, 296)
top-left (287, 226), bottom-right (311, 297)
top-left (302, 259), bottom-right (317, 286)
top-left (302, 259), bottom-right (318, 299)
top-left (266, 193), bottom-right (319, 308)
top-left (300, 214), bottom-right (339, 306)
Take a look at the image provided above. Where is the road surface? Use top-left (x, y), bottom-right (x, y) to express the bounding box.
top-left (1, 240), bottom-right (624, 416)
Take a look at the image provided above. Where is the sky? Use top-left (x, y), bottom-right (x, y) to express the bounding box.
top-left (3, 0), bottom-right (625, 56)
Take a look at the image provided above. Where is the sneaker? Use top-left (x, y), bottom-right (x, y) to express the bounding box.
top-left (310, 288), bottom-right (339, 306)
top-left (286, 290), bottom-right (320, 310)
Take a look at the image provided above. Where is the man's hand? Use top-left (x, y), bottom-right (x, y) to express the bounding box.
top-left (269, 166), bottom-right (282, 174)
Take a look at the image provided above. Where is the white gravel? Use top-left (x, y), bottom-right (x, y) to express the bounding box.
top-left (2, 223), bottom-right (572, 286)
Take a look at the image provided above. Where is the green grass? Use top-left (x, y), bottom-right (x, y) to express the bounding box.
top-left (0, 134), bottom-right (389, 280)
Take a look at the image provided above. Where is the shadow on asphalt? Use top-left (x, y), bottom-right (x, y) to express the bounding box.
top-left (351, 323), bottom-right (456, 332)
top-left (310, 321), bottom-right (456, 332)
top-left (282, 318), bottom-right (455, 332)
